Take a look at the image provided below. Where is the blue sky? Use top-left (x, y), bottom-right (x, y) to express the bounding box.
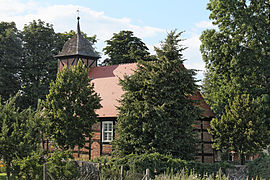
top-left (0, 0), bottom-right (214, 81)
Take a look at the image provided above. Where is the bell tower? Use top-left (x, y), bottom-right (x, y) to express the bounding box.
top-left (55, 17), bottom-right (100, 70)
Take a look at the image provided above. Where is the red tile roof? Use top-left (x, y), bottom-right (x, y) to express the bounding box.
top-left (89, 63), bottom-right (137, 117)
top-left (89, 63), bottom-right (214, 118)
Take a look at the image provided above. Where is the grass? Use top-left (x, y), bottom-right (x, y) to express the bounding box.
top-left (0, 173), bottom-right (6, 180)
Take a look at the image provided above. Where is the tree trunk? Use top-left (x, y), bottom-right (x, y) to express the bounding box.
top-left (43, 163), bottom-right (47, 180)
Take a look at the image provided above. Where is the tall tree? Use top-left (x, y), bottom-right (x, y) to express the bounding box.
top-left (113, 31), bottom-right (201, 160)
top-left (102, 30), bottom-right (151, 65)
top-left (19, 20), bottom-right (59, 109)
top-left (201, 0), bottom-right (270, 116)
top-left (209, 94), bottom-right (270, 164)
top-left (43, 60), bottom-right (101, 149)
top-left (155, 30), bottom-right (186, 61)
top-left (0, 22), bottom-right (22, 102)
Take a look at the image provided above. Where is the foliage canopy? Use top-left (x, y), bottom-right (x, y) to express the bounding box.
top-left (201, 0), bottom-right (270, 115)
top-left (103, 30), bottom-right (152, 65)
top-left (210, 94), bottom-right (270, 164)
top-left (113, 31), bottom-right (201, 160)
top-left (0, 22), bottom-right (22, 102)
top-left (43, 60), bottom-right (102, 149)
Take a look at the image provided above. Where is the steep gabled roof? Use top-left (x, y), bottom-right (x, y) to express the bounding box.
top-left (89, 63), bottom-right (137, 117)
top-left (55, 17), bottom-right (99, 59)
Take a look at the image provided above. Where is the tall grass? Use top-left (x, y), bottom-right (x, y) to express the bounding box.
top-left (155, 169), bottom-right (229, 180)
top-left (99, 168), bottom-right (229, 180)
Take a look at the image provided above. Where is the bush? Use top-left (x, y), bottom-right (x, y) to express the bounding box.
top-left (12, 150), bottom-right (80, 179)
top-left (12, 151), bottom-right (43, 179)
top-left (247, 152), bottom-right (270, 179)
top-left (46, 150), bottom-right (80, 179)
top-left (93, 153), bottom-right (232, 178)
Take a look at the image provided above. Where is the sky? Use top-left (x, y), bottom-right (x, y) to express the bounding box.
top-left (0, 0), bottom-right (214, 81)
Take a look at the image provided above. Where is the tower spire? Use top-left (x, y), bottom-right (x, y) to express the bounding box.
top-left (77, 9), bottom-right (81, 34)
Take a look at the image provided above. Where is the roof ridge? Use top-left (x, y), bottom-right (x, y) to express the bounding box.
top-left (91, 62), bottom-right (138, 69)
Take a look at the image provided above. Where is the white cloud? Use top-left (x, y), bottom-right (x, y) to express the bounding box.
top-left (0, 1), bottom-right (165, 59)
top-left (182, 34), bottom-right (206, 83)
top-left (0, 2), bottom-right (164, 41)
top-left (0, 0), bottom-right (37, 16)
top-left (128, 25), bottom-right (165, 38)
top-left (183, 34), bottom-right (204, 70)
top-left (0, 0), bottom-right (207, 82)
top-left (195, 20), bottom-right (214, 29)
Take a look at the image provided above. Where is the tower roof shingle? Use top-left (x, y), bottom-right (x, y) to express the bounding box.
top-left (55, 17), bottom-right (100, 59)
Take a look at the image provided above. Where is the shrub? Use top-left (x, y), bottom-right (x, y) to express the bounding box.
top-left (46, 150), bottom-right (80, 179)
top-left (12, 151), bottom-right (43, 179)
top-left (12, 150), bottom-right (80, 179)
top-left (93, 153), bottom-right (232, 178)
top-left (247, 152), bottom-right (270, 179)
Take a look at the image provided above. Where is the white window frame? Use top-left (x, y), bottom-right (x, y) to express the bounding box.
top-left (102, 121), bottom-right (114, 143)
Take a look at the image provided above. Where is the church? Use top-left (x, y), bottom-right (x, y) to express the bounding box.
top-left (55, 17), bottom-right (216, 163)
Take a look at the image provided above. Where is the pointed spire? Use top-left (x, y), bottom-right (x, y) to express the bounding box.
top-left (77, 16), bottom-right (81, 35)
top-left (55, 13), bottom-right (100, 60)
top-left (76, 9), bottom-right (81, 35)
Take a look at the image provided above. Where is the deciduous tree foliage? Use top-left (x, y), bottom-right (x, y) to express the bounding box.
top-left (201, 0), bottom-right (270, 116)
top-left (113, 31), bottom-right (201, 160)
top-left (0, 94), bottom-right (40, 179)
top-left (19, 20), bottom-right (59, 109)
top-left (209, 94), bottom-right (270, 164)
top-left (43, 60), bottom-right (101, 150)
top-left (0, 20), bottom-right (99, 109)
top-left (0, 22), bottom-right (22, 102)
top-left (103, 30), bottom-right (152, 65)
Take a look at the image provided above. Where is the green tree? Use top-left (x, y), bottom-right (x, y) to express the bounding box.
top-left (0, 94), bottom-right (40, 179)
top-left (200, 0), bottom-right (270, 116)
top-left (113, 31), bottom-right (201, 160)
top-left (155, 30), bottom-right (186, 62)
top-left (209, 94), bottom-right (270, 164)
top-left (19, 20), bottom-right (59, 109)
top-left (43, 60), bottom-right (101, 149)
top-left (0, 22), bottom-right (22, 102)
top-left (102, 30), bottom-right (151, 65)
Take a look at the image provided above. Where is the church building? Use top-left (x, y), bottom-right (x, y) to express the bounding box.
top-left (55, 17), bottom-right (216, 163)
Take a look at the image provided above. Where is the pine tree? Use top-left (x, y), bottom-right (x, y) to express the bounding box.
top-left (113, 31), bottom-right (201, 160)
top-left (155, 30), bottom-right (186, 62)
top-left (43, 60), bottom-right (101, 149)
